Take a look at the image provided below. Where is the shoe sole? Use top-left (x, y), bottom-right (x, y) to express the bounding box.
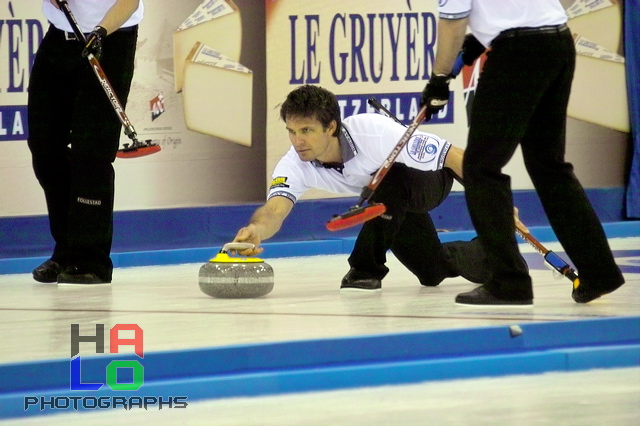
top-left (340, 287), bottom-right (382, 292)
top-left (33, 276), bottom-right (58, 283)
top-left (57, 273), bottom-right (111, 285)
top-left (455, 301), bottom-right (533, 307)
top-left (572, 282), bottom-right (624, 303)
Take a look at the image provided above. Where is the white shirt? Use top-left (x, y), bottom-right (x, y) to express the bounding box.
top-left (268, 113), bottom-right (452, 203)
top-left (43, 0), bottom-right (144, 33)
top-left (438, 0), bottom-right (567, 47)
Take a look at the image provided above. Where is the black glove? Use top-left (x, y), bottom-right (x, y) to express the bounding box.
top-left (460, 34), bottom-right (486, 66)
top-left (82, 26), bottom-right (107, 60)
top-left (420, 74), bottom-right (451, 114)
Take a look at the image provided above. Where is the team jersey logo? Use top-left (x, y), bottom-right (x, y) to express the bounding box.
top-left (269, 176), bottom-right (290, 189)
top-left (406, 135), bottom-right (439, 164)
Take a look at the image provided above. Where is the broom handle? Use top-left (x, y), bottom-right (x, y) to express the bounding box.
top-left (55, 0), bottom-right (140, 145)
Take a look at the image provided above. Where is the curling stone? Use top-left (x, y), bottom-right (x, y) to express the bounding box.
top-left (199, 243), bottom-right (274, 299)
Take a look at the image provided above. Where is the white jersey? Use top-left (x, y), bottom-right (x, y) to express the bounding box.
top-left (43, 0), bottom-right (144, 33)
top-left (268, 113), bottom-right (452, 204)
top-left (438, 0), bottom-right (567, 47)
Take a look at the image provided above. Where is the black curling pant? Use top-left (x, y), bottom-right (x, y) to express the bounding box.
top-left (463, 28), bottom-right (624, 299)
top-left (348, 163), bottom-right (488, 286)
top-left (27, 25), bottom-right (138, 280)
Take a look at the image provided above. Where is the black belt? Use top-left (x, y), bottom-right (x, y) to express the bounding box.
top-left (52, 24), bottom-right (137, 41)
top-left (493, 24), bottom-right (568, 43)
top-left (62, 30), bottom-right (89, 41)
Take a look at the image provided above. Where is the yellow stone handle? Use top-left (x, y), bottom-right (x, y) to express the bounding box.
top-left (221, 242), bottom-right (255, 253)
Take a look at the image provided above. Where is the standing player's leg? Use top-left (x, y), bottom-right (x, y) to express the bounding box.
top-left (27, 26), bottom-right (79, 282)
top-left (520, 30), bottom-right (624, 302)
top-left (459, 35), bottom-right (542, 303)
top-left (58, 28), bottom-right (138, 283)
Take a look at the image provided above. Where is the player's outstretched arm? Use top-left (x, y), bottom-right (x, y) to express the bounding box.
top-left (232, 196), bottom-right (294, 256)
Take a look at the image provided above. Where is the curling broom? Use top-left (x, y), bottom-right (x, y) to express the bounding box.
top-left (55, 0), bottom-right (160, 159)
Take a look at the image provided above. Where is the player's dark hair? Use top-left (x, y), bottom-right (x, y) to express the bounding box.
top-left (280, 85), bottom-right (341, 137)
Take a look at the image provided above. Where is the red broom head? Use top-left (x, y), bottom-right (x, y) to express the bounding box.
top-left (116, 145), bottom-right (161, 159)
top-left (326, 203), bottom-right (386, 231)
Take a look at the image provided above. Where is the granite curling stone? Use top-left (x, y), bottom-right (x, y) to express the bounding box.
top-left (199, 242), bottom-right (274, 298)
